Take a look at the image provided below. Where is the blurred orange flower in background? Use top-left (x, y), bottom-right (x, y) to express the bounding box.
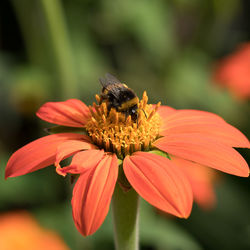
top-left (214, 43), bottom-right (250, 99)
top-left (0, 211), bottom-right (69, 250)
top-left (172, 157), bottom-right (217, 210)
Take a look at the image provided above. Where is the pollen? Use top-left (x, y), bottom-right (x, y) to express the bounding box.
top-left (85, 92), bottom-right (162, 158)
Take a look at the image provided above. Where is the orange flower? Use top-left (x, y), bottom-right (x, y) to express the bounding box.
top-left (5, 93), bottom-right (249, 236)
top-left (0, 211), bottom-right (69, 250)
top-left (214, 43), bottom-right (250, 99)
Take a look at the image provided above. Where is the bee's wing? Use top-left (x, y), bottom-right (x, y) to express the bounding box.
top-left (105, 73), bottom-right (121, 84)
top-left (99, 73), bottom-right (121, 88)
top-left (99, 77), bottom-right (109, 88)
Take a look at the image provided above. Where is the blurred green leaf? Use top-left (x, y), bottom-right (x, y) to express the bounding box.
top-left (165, 49), bottom-right (247, 124)
top-left (103, 0), bottom-right (176, 62)
top-left (9, 66), bottom-right (51, 114)
top-left (183, 177), bottom-right (250, 250)
top-left (0, 154), bottom-right (67, 209)
top-left (140, 200), bottom-right (202, 250)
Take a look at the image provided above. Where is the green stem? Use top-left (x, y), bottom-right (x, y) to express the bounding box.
top-left (112, 184), bottom-right (140, 250)
top-left (39, 0), bottom-right (78, 98)
top-left (11, 0), bottom-right (44, 66)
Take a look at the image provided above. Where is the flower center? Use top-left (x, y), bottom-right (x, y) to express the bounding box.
top-left (85, 92), bottom-right (162, 158)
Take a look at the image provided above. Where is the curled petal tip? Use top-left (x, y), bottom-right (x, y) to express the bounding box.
top-left (4, 172), bottom-right (9, 180)
top-left (4, 133), bottom-right (84, 179)
top-left (56, 166), bottom-right (67, 177)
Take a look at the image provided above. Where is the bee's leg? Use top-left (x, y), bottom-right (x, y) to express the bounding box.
top-left (100, 93), bottom-right (108, 104)
top-left (107, 103), bottom-right (113, 117)
top-left (99, 96), bottom-right (103, 104)
top-left (124, 111), bottom-right (128, 121)
top-left (142, 109), bottom-right (147, 118)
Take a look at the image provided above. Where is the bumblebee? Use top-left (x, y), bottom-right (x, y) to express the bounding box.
top-left (99, 73), bottom-right (139, 121)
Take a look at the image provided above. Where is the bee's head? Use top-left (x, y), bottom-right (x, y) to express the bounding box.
top-left (129, 104), bottom-right (138, 121)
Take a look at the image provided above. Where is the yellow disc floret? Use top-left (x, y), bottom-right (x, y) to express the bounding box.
top-left (85, 92), bottom-right (162, 158)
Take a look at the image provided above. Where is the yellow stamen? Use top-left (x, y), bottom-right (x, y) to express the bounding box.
top-left (85, 92), bottom-right (162, 158)
top-left (95, 94), bottom-right (101, 104)
top-left (147, 109), bottom-right (155, 122)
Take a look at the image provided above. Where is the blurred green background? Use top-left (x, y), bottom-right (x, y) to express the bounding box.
top-left (0, 0), bottom-right (250, 249)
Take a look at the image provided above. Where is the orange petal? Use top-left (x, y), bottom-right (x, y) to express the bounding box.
top-left (156, 105), bottom-right (176, 118)
top-left (159, 109), bottom-right (223, 127)
top-left (159, 109), bottom-right (250, 148)
top-left (172, 157), bottom-right (216, 210)
top-left (55, 136), bottom-right (96, 168)
top-left (72, 154), bottom-right (118, 236)
top-left (123, 152), bottom-right (193, 218)
top-left (154, 133), bottom-right (249, 177)
top-left (36, 99), bottom-right (90, 127)
top-left (166, 109), bottom-right (225, 120)
top-left (5, 133), bottom-right (85, 179)
top-left (57, 149), bottom-right (105, 176)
